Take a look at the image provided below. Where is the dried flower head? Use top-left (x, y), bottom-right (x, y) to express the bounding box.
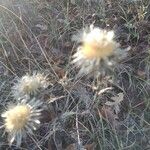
top-left (72, 25), bottom-right (120, 76)
top-left (1, 98), bottom-right (43, 146)
top-left (12, 72), bottom-right (49, 98)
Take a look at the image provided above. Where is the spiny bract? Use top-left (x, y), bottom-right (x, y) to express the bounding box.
top-left (12, 72), bottom-right (49, 98)
top-left (72, 25), bottom-right (119, 76)
top-left (1, 97), bottom-right (43, 146)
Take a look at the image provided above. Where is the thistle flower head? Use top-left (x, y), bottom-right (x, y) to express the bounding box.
top-left (3, 105), bottom-right (31, 132)
top-left (12, 72), bottom-right (49, 98)
top-left (72, 26), bottom-right (119, 76)
top-left (82, 28), bottom-right (117, 59)
top-left (1, 98), bottom-right (43, 146)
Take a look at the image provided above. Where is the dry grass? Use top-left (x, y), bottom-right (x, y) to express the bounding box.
top-left (0, 0), bottom-right (150, 149)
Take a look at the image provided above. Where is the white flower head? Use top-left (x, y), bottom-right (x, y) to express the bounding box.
top-left (1, 97), bottom-right (43, 147)
top-left (72, 25), bottom-right (120, 76)
top-left (12, 72), bottom-right (49, 98)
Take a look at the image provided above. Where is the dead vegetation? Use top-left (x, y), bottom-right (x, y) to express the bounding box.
top-left (0, 0), bottom-right (150, 149)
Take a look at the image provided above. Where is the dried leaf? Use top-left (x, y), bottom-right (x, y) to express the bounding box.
top-left (111, 93), bottom-right (124, 103)
top-left (98, 87), bottom-right (113, 95)
top-left (53, 66), bottom-right (65, 78)
top-left (35, 24), bottom-right (48, 30)
top-left (65, 143), bottom-right (76, 150)
top-left (105, 93), bottom-right (124, 114)
top-left (99, 105), bottom-right (119, 129)
top-left (84, 142), bottom-right (96, 150)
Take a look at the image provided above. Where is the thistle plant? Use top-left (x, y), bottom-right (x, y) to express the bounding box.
top-left (1, 97), bottom-right (43, 146)
top-left (72, 25), bottom-right (120, 76)
top-left (12, 72), bottom-right (49, 98)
